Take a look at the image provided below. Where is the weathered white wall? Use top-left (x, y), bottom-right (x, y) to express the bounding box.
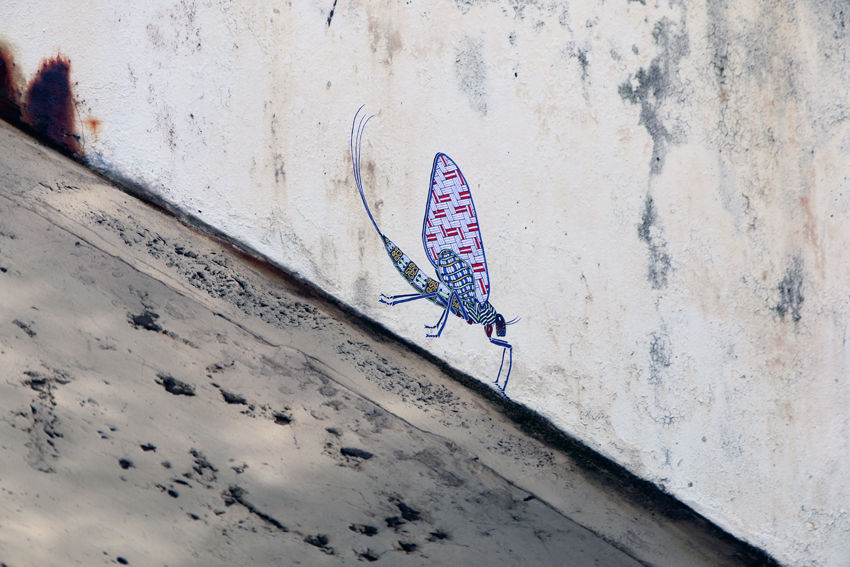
top-left (3, 0), bottom-right (850, 564)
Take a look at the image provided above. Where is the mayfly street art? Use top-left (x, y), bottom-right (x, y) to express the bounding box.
top-left (350, 106), bottom-right (518, 395)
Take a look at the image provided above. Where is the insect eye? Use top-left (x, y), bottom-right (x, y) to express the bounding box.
top-left (495, 314), bottom-right (506, 337)
top-left (485, 324), bottom-right (493, 337)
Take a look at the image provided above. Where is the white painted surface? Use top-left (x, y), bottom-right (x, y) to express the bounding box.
top-left (2, 0), bottom-right (849, 564)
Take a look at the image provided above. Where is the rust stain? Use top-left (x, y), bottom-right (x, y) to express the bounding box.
top-left (84, 114), bottom-right (102, 139)
top-left (22, 54), bottom-right (81, 155)
top-left (0, 45), bottom-right (23, 125)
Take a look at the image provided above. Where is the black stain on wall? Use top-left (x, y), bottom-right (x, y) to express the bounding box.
top-left (637, 195), bottom-right (671, 289)
top-left (23, 55), bottom-right (80, 155)
top-left (649, 332), bottom-right (672, 384)
top-left (455, 38), bottom-right (488, 116)
top-left (774, 256), bottom-right (804, 323)
top-left (0, 46), bottom-right (22, 125)
top-left (618, 17), bottom-right (689, 174)
top-left (0, 46), bottom-right (82, 157)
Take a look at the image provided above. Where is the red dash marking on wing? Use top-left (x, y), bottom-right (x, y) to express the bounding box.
top-left (433, 208), bottom-right (447, 218)
top-left (425, 233), bottom-right (437, 242)
top-left (458, 190), bottom-right (471, 200)
top-left (479, 279), bottom-right (488, 295)
top-left (471, 262), bottom-right (486, 273)
top-left (431, 248), bottom-right (437, 260)
top-left (459, 246), bottom-right (472, 254)
top-left (467, 223), bottom-right (479, 232)
top-left (441, 155), bottom-right (448, 167)
top-left (474, 237), bottom-right (481, 249)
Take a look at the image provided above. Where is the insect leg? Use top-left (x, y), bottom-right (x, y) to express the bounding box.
top-left (379, 292), bottom-right (438, 306)
top-left (489, 338), bottom-right (513, 395)
top-left (426, 292), bottom-right (459, 338)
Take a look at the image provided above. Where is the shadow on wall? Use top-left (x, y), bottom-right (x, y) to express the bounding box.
top-left (0, 43), bottom-right (81, 156)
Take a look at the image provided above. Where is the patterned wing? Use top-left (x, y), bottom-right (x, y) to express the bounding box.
top-left (422, 153), bottom-right (490, 304)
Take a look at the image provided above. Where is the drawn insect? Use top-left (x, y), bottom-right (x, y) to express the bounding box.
top-left (350, 106), bottom-right (519, 395)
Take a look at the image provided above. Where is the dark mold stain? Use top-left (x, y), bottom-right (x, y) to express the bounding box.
top-left (576, 48), bottom-right (589, 82)
top-left (156, 374), bottom-right (195, 396)
top-left (455, 38), bottom-right (488, 116)
top-left (23, 55), bottom-right (80, 155)
top-left (340, 447), bottom-right (373, 460)
top-left (649, 332), bottom-right (672, 385)
top-left (118, 458), bottom-right (134, 470)
top-left (774, 256), bottom-right (804, 323)
top-left (619, 17), bottom-right (689, 174)
top-left (637, 195), bottom-right (671, 289)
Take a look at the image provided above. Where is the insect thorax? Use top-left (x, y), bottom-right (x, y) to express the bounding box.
top-left (436, 249), bottom-right (476, 300)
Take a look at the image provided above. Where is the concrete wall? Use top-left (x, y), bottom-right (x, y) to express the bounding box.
top-left (2, 0), bottom-right (849, 564)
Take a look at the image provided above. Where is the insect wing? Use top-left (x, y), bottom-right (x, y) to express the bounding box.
top-left (421, 153), bottom-right (490, 303)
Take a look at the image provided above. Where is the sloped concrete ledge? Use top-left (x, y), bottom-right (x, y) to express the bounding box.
top-left (0, 118), bottom-right (780, 566)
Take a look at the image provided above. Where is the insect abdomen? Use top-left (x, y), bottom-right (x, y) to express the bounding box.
top-left (383, 236), bottom-right (442, 299)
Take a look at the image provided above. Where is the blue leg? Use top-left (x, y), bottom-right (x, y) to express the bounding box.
top-left (426, 292), bottom-right (456, 338)
top-left (380, 292), bottom-right (438, 306)
top-left (489, 338), bottom-right (513, 397)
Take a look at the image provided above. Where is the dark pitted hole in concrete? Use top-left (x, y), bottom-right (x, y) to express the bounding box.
top-left (350, 523), bottom-right (378, 536)
top-left (399, 541), bottom-right (417, 553)
top-left (358, 549), bottom-right (379, 562)
top-left (340, 447), bottom-right (372, 460)
top-left (220, 389), bottom-right (247, 405)
top-left (396, 502), bottom-right (420, 522)
top-left (116, 558), bottom-right (128, 565)
top-left (156, 374), bottom-right (195, 396)
top-left (273, 411), bottom-right (292, 425)
top-left (130, 311), bottom-right (162, 332)
top-left (428, 530), bottom-right (449, 541)
top-left (385, 516), bottom-right (403, 529)
top-left (140, 443), bottom-right (156, 452)
top-left (118, 458), bottom-right (134, 470)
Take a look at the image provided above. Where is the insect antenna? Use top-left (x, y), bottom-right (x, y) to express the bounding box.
top-left (351, 105), bottom-right (380, 235)
top-left (505, 316), bottom-right (521, 325)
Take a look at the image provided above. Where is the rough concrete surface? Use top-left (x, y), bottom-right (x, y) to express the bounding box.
top-left (0, 120), bottom-right (773, 565)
